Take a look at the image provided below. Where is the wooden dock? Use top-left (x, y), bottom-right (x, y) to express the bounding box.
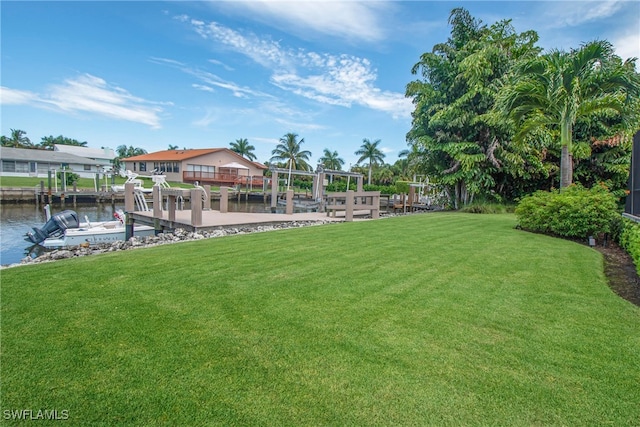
top-left (130, 209), bottom-right (347, 233)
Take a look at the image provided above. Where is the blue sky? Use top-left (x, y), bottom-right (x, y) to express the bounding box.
top-left (2, 1), bottom-right (639, 168)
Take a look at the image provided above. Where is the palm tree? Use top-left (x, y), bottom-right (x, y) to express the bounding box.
top-left (114, 145), bottom-right (148, 172)
top-left (355, 138), bottom-right (385, 185)
top-left (1, 129), bottom-right (33, 148)
top-left (38, 135), bottom-right (88, 150)
top-left (499, 40), bottom-right (640, 188)
top-left (229, 138), bottom-right (257, 161)
top-left (319, 149), bottom-right (345, 171)
top-left (168, 144), bottom-right (179, 150)
top-left (270, 133), bottom-right (312, 189)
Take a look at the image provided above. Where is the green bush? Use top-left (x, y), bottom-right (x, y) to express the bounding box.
top-left (515, 184), bottom-right (619, 239)
top-left (619, 219), bottom-right (640, 275)
top-left (56, 168), bottom-right (80, 188)
top-left (395, 181), bottom-right (410, 194)
top-left (460, 203), bottom-right (515, 214)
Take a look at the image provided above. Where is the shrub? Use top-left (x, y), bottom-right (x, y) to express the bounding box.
top-left (515, 184), bottom-right (619, 239)
top-left (395, 181), bottom-right (410, 194)
top-left (618, 219), bottom-right (640, 275)
top-left (56, 168), bottom-right (80, 188)
top-left (460, 203), bottom-right (515, 214)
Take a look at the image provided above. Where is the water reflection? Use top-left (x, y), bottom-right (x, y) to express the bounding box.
top-left (0, 199), bottom-right (303, 266)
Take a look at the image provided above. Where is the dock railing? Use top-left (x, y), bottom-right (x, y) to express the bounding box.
top-left (324, 190), bottom-right (380, 221)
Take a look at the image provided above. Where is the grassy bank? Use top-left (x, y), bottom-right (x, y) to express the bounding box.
top-left (1, 213), bottom-right (639, 425)
top-left (0, 176), bottom-right (193, 190)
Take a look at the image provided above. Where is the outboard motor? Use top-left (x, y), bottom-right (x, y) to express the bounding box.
top-left (25, 210), bottom-right (80, 244)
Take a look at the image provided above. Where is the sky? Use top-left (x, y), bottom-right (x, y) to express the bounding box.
top-left (2, 1), bottom-right (639, 169)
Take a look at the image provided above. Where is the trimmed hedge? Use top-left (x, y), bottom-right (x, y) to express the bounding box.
top-left (515, 185), bottom-right (619, 239)
top-left (619, 219), bottom-right (640, 275)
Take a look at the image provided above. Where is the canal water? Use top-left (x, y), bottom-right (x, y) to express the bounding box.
top-left (0, 200), bottom-right (280, 267)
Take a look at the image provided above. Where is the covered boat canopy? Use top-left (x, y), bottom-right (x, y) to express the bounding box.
top-left (220, 161), bottom-right (249, 169)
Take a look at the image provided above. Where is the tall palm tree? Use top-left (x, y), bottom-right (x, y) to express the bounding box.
top-left (270, 133), bottom-right (312, 189)
top-left (355, 138), bottom-right (385, 185)
top-left (114, 145), bottom-right (148, 172)
top-left (229, 138), bottom-right (257, 161)
top-left (499, 40), bottom-right (640, 188)
top-left (1, 129), bottom-right (33, 148)
top-left (319, 149), bottom-right (345, 171)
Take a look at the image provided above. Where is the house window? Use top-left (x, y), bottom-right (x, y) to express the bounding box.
top-left (2, 160), bottom-right (15, 172)
top-left (139, 162), bottom-right (147, 172)
top-left (84, 164), bottom-right (92, 171)
top-left (172, 162), bottom-right (180, 173)
top-left (15, 161), bottom-right (29, 173)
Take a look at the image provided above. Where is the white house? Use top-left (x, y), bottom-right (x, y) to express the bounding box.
top-left (0, 147), bottom-right (105, 178)
top-left (54, 144), bottom-right (115, 170)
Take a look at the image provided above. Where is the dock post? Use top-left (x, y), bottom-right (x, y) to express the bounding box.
top-left (271, 171), bottom-right (279, 211)
top-left (47, 170), bottom-right (53, 204)
top-left (286, 189), bottom-right (294, 215)
top-left (190, 189), bottom-right (203, 226)
top-left (345, 190), bottom-right (354, 222)
top-left (39, 181), bottom-right (45, 205)
top-left (220, 187), bottom-right (228, 213)
top-left (372, 193), bottom-right (380, 219)
top-left (153, 186), bottom-right (162, 219)
top-left (167, 195), bottom-right (177, 223)
top-left (124, 182), bottom-right (136, 240)
top-left (124, 183), bottom-right (135, 212)
top-left (125, 215), bottom-right (134, 241)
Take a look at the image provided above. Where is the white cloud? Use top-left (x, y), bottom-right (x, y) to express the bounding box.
top-left (271, 54), bottom-right (413, 119)
top-left (181, 16), bottom-right (412, 119)
top-left (192, 84), bottom-right (215, 93)
top-left (47, 74), bottom-right (166, 128)
top-left (0, 87), bottom-right (40, 105)
top-left (219, 0), bottom-right (390, 43)
top-left (613, 31), bottom-right (640, 64)
top-left (554, 0), bottom-right (625, 27)
top-left (2, 75), bottom-right (167, 128)
top-left (208, 58), bottom-right (234, 71)
top-left (188, 18), bottom-right (292, 69)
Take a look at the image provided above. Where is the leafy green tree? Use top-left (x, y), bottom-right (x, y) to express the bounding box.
top-left (498, 40), bottom-right (640, 188)
top-left (39, 135), bottom-right (88, 150)
top-left (113, 145), bottom-right (148, 172)
top-left (319, 149), bottom-right (345, 171)
top-left (406, 8), bottom-right (542, 207)
top-left (374, 165), bottom-right (395, 185)
top-left (57, 167), bottom-right (80, 188)
top-left (1, 129), bottom-right (33, 148)
top-left (270, 133), bottom-right (312, 172)
top-left (355, 138), bottom-right (385, 185)
top-left (229, 138), bottom-right (257, 161)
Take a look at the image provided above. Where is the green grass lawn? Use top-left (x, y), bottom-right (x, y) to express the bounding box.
top-left (0, 176), bottom-right (197, 190)
top-left (1, 213), bottom-right (639, 426)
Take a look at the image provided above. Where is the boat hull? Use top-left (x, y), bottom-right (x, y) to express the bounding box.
top-left (42, 223), bottom-right (155, 248)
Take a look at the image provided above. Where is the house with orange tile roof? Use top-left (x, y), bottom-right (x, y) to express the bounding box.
top-left (122, 148), bottom-right (267, 186)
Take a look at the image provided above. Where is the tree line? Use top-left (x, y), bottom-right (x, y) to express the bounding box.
top-left (405, 7), bottom-right (640, 207)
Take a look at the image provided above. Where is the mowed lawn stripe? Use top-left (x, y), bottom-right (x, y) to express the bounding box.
top-left (2, 213), bottom-right (639, 425)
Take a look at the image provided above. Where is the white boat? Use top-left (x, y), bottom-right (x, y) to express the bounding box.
top-left (26, 206), bottom-right (155, 249)
top-left (277, 198), bottom-right (320, 211)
